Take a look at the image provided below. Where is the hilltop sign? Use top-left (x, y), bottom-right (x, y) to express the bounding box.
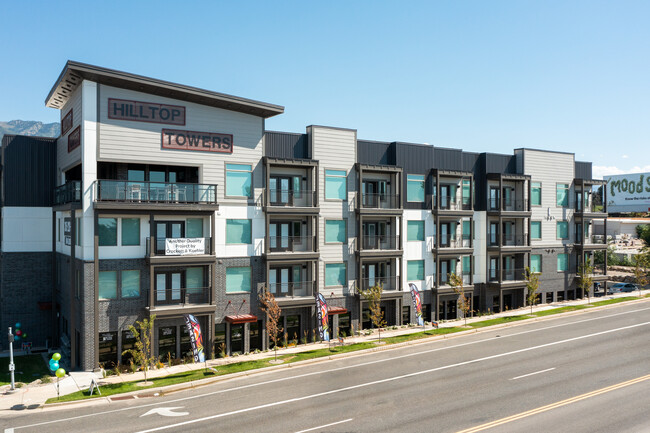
top-left (604, 172), bottom-right (650, 213)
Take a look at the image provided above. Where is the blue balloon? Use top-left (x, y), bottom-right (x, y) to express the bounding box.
top-left (14, 335), bottom-right (20, 342)
top-left (15, 322), bottom-right (21, 329)
top-left (49, 359), bottom-right (59, 371)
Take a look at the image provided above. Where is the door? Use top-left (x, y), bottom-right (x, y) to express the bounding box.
top-left (504, 256), bottom-right (513, 280)
top-left (490, 188), bottom-right (499, 210)
top-left (503, 187), bottom-right (512, 208)
top-left (440, 260), bottom-right (449, 284)
top-left (230, 324), bottom-right (244, 354)
top-left (270, 177), bottom-right (292, 205)
top-left (156, 221), bottom-right (184, 254)
top-left (269, 222), bottom-right (291, 251)
top-left (363, 181), bottom-right (377, 207)
top-left (155, 272), bottom-right (182, 303)
top-left (158, 326), bottom-right (177, 360)
top-left (440, 223), bottom-right (449, 247)
top-left (576, 192), bottom-right (583, 211)
top-left (490, 222), bottom-right (498, 245)
top-left (489, 258), bottom-right (498, 280)
top-left (503, 222), bottom-right (512, 245)
top-left (440, 185), bottom-right (450, 209)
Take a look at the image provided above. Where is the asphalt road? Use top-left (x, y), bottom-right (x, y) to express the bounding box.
top-left (3, 301), bottom-right (650, 433)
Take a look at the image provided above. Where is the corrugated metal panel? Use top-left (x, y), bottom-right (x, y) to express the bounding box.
top-left (357, 140), bottom-right (393, 165)
top-left (264, 131), bottom-right (309, 159)
top-left (2, 135), bottom-right (57, 207)
top-left (575, 161), bottom-right (592, 179)
top-left (433, 148), bottom-right (463, 171)
top-left (462, 152), bottom-right (480, 173)
top-left (485, 153), bottom-right (517, 174)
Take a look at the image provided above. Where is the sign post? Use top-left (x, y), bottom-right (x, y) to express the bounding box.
top-left (8, 327), bottom-right (15, 391)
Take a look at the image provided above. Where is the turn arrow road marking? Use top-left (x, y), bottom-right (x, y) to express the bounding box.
top-left (140, 407), bottom-right (189, 418)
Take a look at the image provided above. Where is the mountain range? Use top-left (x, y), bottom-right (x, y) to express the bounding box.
top-left (0, 120), bottom-right (60, 141)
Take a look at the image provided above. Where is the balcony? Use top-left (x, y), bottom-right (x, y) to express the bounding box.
top-left (53, 181), bottom-right (81, 207)
top-left (268, 281), bottom-right (314, 299)
top-left (94, 180), bottom-right (217, 209)
top-left (360, 235), bottom-right (400, 251)
top-left (575, 201), bottom-right (606, 216)
top-left (146, 237), bottom-right (213, 262)
top-left (360, 193), bottom-right (400, 210)
top-left (488, 268), bottom-right (527, 283)
top-left (436, 272), bottom-right (472, 288)
top-left (358, 276), bottom-right (400, 292)
top-left (151, 287), bottom-right (211, 308)
top-left (433, 195), bottom-right (472, 214)
top-left (433, 236), bottom-right (472, 255)
top-left (488, 198), bottom-right (529, 214)
top-left (267, 235), bottom-right (316, 254)
top-left (266, 188), bottom-right (317, 211)
top-left (488, 234), bottom-right (530, 249)
top-left (575, 235), bottom-right (607, 250)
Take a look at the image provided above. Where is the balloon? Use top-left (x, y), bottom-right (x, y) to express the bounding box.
top-left (55, 368), bottom-right (66, 378)
top-left (52, 352), bottom-right (61, 361)
top-left (15, 329), bottom-right (22, 337)
top-left (15, 322), bottom-right (21, 329)
top-left (22, 333), bottom-right (27, 339)
top-left (14, 335), bottom-right (20, 341)
top-left (49, 359), bottom-right (59, 371)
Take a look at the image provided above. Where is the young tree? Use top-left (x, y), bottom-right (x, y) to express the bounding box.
top-left (635, 225), bottom-right (650, 247)
top-left (633, 252), bottom-right (649, 297)
top-left (360, 284), bottom-right (386, 343)
top-left (577, 261), bottom-right (594, 304)
top-left (524, 267), bottom-right (540, 315)
top-left (259, 288), bottom-right (282, 361)
top-left (122, 314), bottom-right (156, 383)
top-left (449, 272), bottom-right (470, 325)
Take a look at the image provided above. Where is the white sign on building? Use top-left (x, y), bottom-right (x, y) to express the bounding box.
top-left (604, 172), bottom-right (650, 213)
top-left (165, 238), bottom-right (205, 256)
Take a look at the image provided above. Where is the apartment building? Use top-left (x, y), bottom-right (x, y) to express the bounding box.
top-left (0, 61), bottom-right (607, 370)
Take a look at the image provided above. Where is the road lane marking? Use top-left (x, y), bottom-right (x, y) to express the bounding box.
top-left (134, 321), bottom-right (650, 433)
top-left (5, 429), bottom-right (15, 433)
top-left (456, 373), bottom-right (650, 432)
top-left (509, 367), bottom-right (555, 380)
top-left (294, 418), bottom-right (353, 433)
top-left (11, 305), bottom-right (650, 431)
top-left (140, 407), bottom-right (189, 417)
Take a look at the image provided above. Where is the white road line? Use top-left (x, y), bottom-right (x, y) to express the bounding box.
top-left (11, 305), bottom-right (650, 431)
top-left (133, 321), bottom-right (650, 433)
top-left (294, 418), bottom-right (353, 433)
top-left (5, 429), bottom-right (15, 433)
top-left (510, 367), bottom-right (556, 380)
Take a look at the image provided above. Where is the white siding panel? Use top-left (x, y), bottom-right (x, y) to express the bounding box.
top-left (2, 207), bottom-right (52, 252)
top-left (57, 85), bottom-right (82, 173)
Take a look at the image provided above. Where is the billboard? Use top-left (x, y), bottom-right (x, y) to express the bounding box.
top-left (604, 172), bottom-right (650, 213)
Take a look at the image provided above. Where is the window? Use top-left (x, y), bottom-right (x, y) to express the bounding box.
top-left (121, 218), bottom-right (140, 246)
top-left (226, 164), bottom-right (252, 197)
top-left (75, 217), bottom-right (82, 246)
top-left (462, 220), bottom-right (471, 240)
top-left (557, 253), bottom-right (568, 272)
top-left (121, 270), bottom-right (140, 298)
top-left (325, 263), bottom-right (346, 287)
top-left (462, 256), bottom-right (471, 274)
top-left (99, 271), bottom-right (117, 300)
top-left (186, 218), bottom-right (203, 238)
top-left (226, 219), bottom-right (252, 244)
top-left (186, 267), bottom-right (204, 294)
top-left (407, 221), bottom-right (424, 241)
top-left (556, 221), bottom-right (569, 239)
top-left (325, 220), bottom-right (346, 243)
top-left (98, 217), bottom-right (117, 246)
top-left (531, 221), bottom-right (542, 240)
top-left (325, 170), bottom-right (347, 200)
top-left (531, 182), bottom-right (542, 206)
top-left (530, 255), bottom-right (542, 273)
top-left (556, 184), bottom-right (569, 207)
top-left (57, 218), bottom-right (60, 241)
top-left (407, 174), bottom-right (425, 202)
top-left (462, 179), bottom-right (471, 206)
top-left (407, 260), bottom-right (424, 281)
top-left (226, 267), bottom-right (251, 293)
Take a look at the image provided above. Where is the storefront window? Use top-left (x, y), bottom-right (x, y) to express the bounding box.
top-left (249, 320), bottom-right (262, 352)
top-left (180, 326), bottom-right (193, 360)
top-left (159, 326), bottom-right (177, 360)
top-left (121, 330), bottom-right (136, 366)
top-left (230, 324), bottom-right (244, 354)
top-left (98, 331), bottom-right (117, 368)
top-left (214, 323), bottom-right (226, 356)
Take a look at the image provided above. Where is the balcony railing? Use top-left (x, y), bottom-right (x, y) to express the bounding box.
top-left (575, 201), bottom-right (605, 213)
top-left (501, 234), bottom-right (529, 247)
top-left (359, 276), bottom-right (399, 291)
top-left (360, 193), bottom-right (400, 210)
top-left (146, 237), bottom-right (212, 256)
top-left (576, 235), bottom-right (606, 245)
top-left (488, 268), bottom-right (527, 282)
top-left (54, 181), bottom-right (81, 206)
top-left (267, 189), bottom-right (316, 208)
top-left (268, 280), bottom-right (314, 298)
top-left (152, 287), bottom-right (210, 307)
top-left (437, 272), bottom-right (472, 286)
top-left (268, 235), bottom-right (315, 253)
top-left (95, 180), bottom-right (217, 204)
top-left (489, 199), bottom-right (528, 212)
top-left (436, 235), bottom-right (471, 249)
top-left (361, 235), bottom-right (400, 251)
top-left (433, 195), bottom-right (472, 211)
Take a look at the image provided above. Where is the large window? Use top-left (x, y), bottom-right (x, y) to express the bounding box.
top-left (226, 219), bottom-right (252, 244)
top-left (556, 184), bottom-right (569, 207)
top-left (325, 220), bottom-right (346, 243)
top-left (462, 220), bottom-right (471, 240)
top-left (99, 271), bottom-right (117, 300)
top-left (98, 218), bottom-right (117, 246)
top-left (226, 164), bottom-right (252, 197)
top-left (557, 253), bottom-right (568, 272)
top-left (407, 260), bottom-right (424, 281)
top-left (325, 263), bottom-right (347, 287)
top-left (325, 170), bottom-right (347, 200)
top-left (462, 179), bottom-right (471, 206)
top-left (407, 221), bottom-right (424, 241)
top-left (556, 221), bottom-right (569, 239)
top-left (531, 221), bottom-right (542, 240)
top-left (530, 255), bottom-right (542, 273)
top-left (121, 270), bottom-right (140, 298)
top-left (407, 174), bottom-right (425, 202)
top-left (186, 218), bottom-right (203, 238)
top-left (462, 256), bottom-right (471, 274)
top-left (531, 182), bottom-right (542, 206)
top-left (121, 218), bottom-right (140, 246)
top-left (186, 267), bottom-right (204, 294)
top-left (226, 267), bottom-right (251, 293)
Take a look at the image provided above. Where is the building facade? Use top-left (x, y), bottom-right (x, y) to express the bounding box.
top-left (0, 61), bottom-right (608, 370)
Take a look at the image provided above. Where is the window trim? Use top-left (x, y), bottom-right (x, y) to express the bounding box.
top-left (324, 169), bottom-right (347, 201)
top-left (324, 219), bottom-right (347, 244)
top-left (225, 163), bottom-right (253, 198)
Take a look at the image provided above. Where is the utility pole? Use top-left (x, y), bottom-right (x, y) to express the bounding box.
top-left (8, 327), bottom-right (15, 391)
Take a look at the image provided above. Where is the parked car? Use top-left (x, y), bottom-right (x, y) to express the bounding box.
top-left (608, 283), bottom-right (638, 294)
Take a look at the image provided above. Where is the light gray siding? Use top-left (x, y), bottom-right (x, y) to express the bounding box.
top-left (57, 84), bottom-right (82, 174)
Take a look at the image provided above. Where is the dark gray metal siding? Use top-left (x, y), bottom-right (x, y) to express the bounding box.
top-left (264, 131), bottom-right (309, 159)
top-left (575, 161), bottom-right (592, 180)
top-left (485, 153), bottom-right (517, 174)
top-left (433, 148), bottom-right (463, 171)
top-left (395, 142), bottom-right (435, 209)
top-left (357, 140), bottom-right (394, 166)
top-left (1, 135), bottom-right (57, 207)
top-left (462, 152), bottom-right (480, 173)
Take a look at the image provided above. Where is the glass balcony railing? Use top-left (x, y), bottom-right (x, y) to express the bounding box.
top-left (267, 189), bottom-right (316, 208)
top-left (489, 199), bottom-right (528, 212)
top-left (361, 235), bottom-right (399, 250)
top-left (437, 272), bottom-right (472, 286)
top-left (146, 237), bottom-right (212, 256)
top-left (268, 281), bottom-right (314, 298)
top-left (359, 276), bottom-right (399, 291)
top-left (436, 235), bottom-right (471, 249)
top-left (360, 193), bottom-right (400, 210)
top-left (95, 180), bottom-right (217, 204)
top-left (152, 287), bottom-right (210, 307)
top-left (54, 181), bottom-right (81, 205)
top-left (268, 235), bottom-right (315, 253)
top-left (433, 195), bottom-right (472, 211)
top-left (488, 268), bottom-right (527, 282)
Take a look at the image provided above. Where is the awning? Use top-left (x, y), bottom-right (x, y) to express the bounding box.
top-left (225, 314), bottom-right (258, 324)
top-left (328, 306), bottom-right (348, 315)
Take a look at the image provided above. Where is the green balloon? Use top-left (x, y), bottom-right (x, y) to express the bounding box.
top-left (52, 352), bottom-right (61, 361)
top-left (55, 368), bottom-right (66, 378)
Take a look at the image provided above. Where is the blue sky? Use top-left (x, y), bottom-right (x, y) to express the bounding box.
top-left (2, 1), bottom-right (649, 177)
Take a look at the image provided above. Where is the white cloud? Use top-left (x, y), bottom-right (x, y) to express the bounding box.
top-left (593, 165), bottom-right (650, 179)
top-left (622, 155), bottom-right (629, 159)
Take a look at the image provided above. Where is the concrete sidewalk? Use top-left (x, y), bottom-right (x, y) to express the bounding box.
top-left (2, 289), bottom-right (648, 411)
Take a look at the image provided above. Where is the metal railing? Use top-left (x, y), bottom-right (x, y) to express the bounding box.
top-left (54, 181), bottom-right (81, 205)
top-left (146, 237), bottom-right (212, 256)
top-left (582, 235), bottom-right (606, 245)
top-left (268, 235), bottom-right (315, 253)
top-left (358, 276), bottom-right (399, 291)
top-left (501, 234), bottom-right (529, 247)
top-left (360, 193), bottom-right (400, 210)
top-left (267, 189), bottom-right (316, 208)
top-left (95, 180), bottom-right (217, 204)
top-left (152, 287), bottom-right (210, 307)
top-left (361, 235), bottom-right (400, 250)
top-left (268, 281), bottom-right (314, 298)
top-left (433, 195), bottom-right (472, 211)
top-left (437, 272), bottom-right (472, 286)
top-left (436, 235), bottom-right (471, 249)
top-left (575, 201), bottom-right (606, 213)
top-left (489, 198), bottom-right (528, 212)
top-left (488, 268), bottom-right (527, 282)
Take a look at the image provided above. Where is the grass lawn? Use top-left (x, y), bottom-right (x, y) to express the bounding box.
top-left (0, 354), bottom-right (50, 386)
top-left (468, 315), bottom-right (532, 328)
